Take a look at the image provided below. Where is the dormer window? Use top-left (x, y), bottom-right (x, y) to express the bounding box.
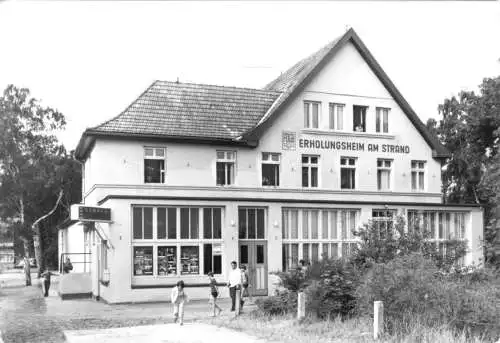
top-left (353, 106), bottom-right (367, 132)
top-left (144, 147), bottom-right (166, 183)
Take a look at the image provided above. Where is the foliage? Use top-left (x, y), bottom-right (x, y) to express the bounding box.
top-left (0, 85), bottom-right (81, 269)
top-left (304, 258), bottom-right (360, 319)
top-left (254, 289), bottom-right (297, 316)
top-left (427, 76), bottom-right (500, 265)
top-left (356, 253), bottom-right (500, 340)
top-left (352, 214), bottom-right (468, 271)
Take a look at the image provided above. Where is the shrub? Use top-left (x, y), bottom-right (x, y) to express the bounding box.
top-left (255, 289), bottom-right (297, 316)
top-left (352, 214), bottom-right (468, 271)
top-left (356, 252), bottom-right (500, 340)
top-left (303, 258), bottom-right (360, 319)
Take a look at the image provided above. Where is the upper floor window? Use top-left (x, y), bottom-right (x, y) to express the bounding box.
top-left (302, 155), bottom-right (319, 188)
top-left (216, 151), bottom-right (236, 186)
top-left (376, 108), bottom-right (390, 133)
top-left (340, 157), bottom-right (356, 189)
top-left (262, 152), bottom-right (280, 187)
top-left (411, 160), bottom-right (425, 191)
top-left (144, 147), bottom-right (166, 183)
top-left (377, 159), bottom-right (392, 191)
top-left (304, 101), bottom-right (320, 129)
top-left (329, 103), bottom-right (344, 130)
top-left (353, 106), bottom-right (367, 132)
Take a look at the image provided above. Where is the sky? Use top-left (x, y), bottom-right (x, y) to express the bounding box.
top-left (0, 1), bottom-right (499, 151)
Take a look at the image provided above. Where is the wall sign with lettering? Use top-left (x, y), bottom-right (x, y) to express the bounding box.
top-left (71, 205), bottom-right (112, 222)
top-left (298, 138), bottom-right (410, 154)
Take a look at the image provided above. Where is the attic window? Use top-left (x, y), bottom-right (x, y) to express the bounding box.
top-left (304, 101), bottom-right (320, 129)
top-left (353, 106), bottom-right (367, 132)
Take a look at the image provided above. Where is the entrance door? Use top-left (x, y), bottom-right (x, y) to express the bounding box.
top-left (239, 241), bottom-right (268, 296)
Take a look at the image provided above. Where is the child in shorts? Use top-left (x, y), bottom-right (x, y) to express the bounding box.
top-left (207, 272), bottom-right (222, 317)
top-left (171, 280), bottom-right (188, 325)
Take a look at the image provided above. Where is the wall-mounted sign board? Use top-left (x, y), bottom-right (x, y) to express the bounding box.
top-left (71, 205), bottom-right (112, 222)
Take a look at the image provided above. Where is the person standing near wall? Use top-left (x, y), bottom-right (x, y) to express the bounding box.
top-left (171, 280), bottom-right (188, 325)
top-left (227, 261), bottom-right (242, 312)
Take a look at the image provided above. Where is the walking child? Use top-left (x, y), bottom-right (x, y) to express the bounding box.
top-left (207, 272), bottom-right (222, 317)
top-left (41, 269), bottom-right (55, 297)
top-left (171, 280), bottom-right (188, 325)
top-left (241, 265), bottom-right (252, 303)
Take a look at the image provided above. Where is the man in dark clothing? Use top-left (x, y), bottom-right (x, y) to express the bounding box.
top-left (41, 269), bottom-right (55, 297)
top-left (63, 257), bottom-right (73, 274)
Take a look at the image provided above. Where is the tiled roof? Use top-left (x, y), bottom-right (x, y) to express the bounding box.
top-left (76, 28), bottom-right (449, 160)
top-left (88, 81), bottom-right (281, 140)
top-left (264, 37), bottom-right (341, 92)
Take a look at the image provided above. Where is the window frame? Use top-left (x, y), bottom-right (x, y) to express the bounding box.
top-left (411, 160), bottom-right (426, 191)
top-left (304, 101), bottom-right (321, 129)
top-left (340, 157), bottom-right (357, 190)
top-left (377, 159), bottom-right (393, 191)
top-left (261, 152), bottom-right (281, 187)
top-left (216, 150), bottom-right (236, 186)
top-left (329, 103), bottom-right (345, 131)
top-left (143, 146), bottom-right (166, 184)
top-left (352, 105), bottom-right (367, 132)
top-left (376, 107), bottom-right (390, 133)
top-left (301, 155), bottom-right (319, 188)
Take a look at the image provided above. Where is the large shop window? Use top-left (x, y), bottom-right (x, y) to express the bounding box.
top-left (282, 208), bottom-right (359, 271)
top-left (262, 152), bottom-right (280, 187)
top-left (353, 106), bottom-right (367, 132)
top-left (132, 206), bottom-right (224, 277)
top-left (411, 161), bottom-right (426, 191)
top-left (239, 208), bottom-right (265, 239)
top-left (302, 155), bottom-right (319, 188)
top-left (340, 157), bottom-right (356, 189)
top-left (144, 147), bottom-right (166, 184)
top-left (216, 151), bottom-right (236, 186)
top-left (304, 101), bottom-right (320, 129)
top-left (407, 210), bottom-right (467, 264)
top-left (329, 103), bottom-right (344, 130)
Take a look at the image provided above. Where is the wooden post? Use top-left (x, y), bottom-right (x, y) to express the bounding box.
top-left (374, 301), bottom-right (384, 340)
top-left (297, 291), bottom-right (306, 320)
top-left (235, 287), bottom-right (241, 317)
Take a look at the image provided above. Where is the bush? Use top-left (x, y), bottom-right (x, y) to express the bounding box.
top-left (255, 289), bottom-right (297, 316)
top-left (352, 214), bottom-right (468, 271)
top-left (304, 258), bottom-right (360, 319)
top-left (356, 253), bottom-right (500, 340)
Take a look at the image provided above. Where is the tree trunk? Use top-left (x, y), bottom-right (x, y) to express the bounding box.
top-left (22, 238), bottom-right (31, 286)
top-left (31, 189), bottom-right (64, 277)
top-left (33, 228), bottom-right (44, 278)
top-left (19, 197), bottom-right (31, 286)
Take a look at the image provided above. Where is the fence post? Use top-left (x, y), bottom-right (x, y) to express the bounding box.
top-left (235, 287), bottom-right (241, 317)
top-left (374, 301), bottom-right (384, 340)
top-left (297, 291), bottom-right (306, 320)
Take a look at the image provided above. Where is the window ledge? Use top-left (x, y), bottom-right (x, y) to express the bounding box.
top-left (301, 129), bottom-right (395, 139)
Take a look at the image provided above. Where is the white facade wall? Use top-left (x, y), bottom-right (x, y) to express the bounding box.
top-left (67, 41), bottom-right (484, 304)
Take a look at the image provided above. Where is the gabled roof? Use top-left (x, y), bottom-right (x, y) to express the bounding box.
top-left (75, 28), bottom-right (449, 161)
top-left (246, 28), bottom-right (449, 158)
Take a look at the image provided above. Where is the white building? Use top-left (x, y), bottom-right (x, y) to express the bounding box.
top-left (60, 28), bottom-right (483, 303)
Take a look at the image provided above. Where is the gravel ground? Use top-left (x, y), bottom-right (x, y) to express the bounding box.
top-left (0, 284), bottom-right (256, 343)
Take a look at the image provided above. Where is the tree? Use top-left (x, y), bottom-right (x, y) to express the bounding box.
top-left (0, 85), bottom-right (81, 282)
top-left (427, 76), bottom-right (500, 265)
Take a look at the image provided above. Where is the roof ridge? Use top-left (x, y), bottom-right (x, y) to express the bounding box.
top-left (89, 80), bottom-right (158, 131)
top-left (156, 79), bottom-right (281, 94)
